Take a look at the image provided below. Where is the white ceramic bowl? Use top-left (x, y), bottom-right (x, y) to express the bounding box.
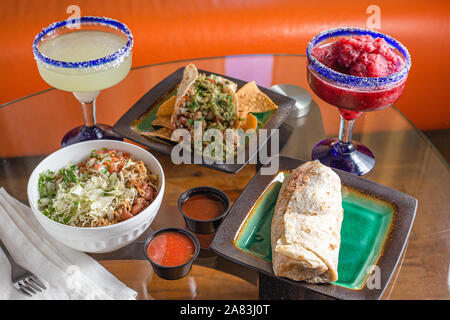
top-left (27, 140), bottom-right (165, 253)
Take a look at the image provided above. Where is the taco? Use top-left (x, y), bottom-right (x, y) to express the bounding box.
top-left (171, 64), bottom-right (239, 134)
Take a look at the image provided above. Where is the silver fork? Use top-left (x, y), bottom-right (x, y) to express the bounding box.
top-left (0, 238), bottom-right (46, 297)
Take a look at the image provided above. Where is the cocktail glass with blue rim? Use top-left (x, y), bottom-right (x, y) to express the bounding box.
top-left (306, 28), bottom-right (411, 175)
top-left (33, 16), bottom-right (133, 147)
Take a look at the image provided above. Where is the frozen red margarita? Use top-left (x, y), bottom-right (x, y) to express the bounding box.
top-left (308, 34), bottom-right (407, 119)
top-left (312, 35), bottom-right (404, 77)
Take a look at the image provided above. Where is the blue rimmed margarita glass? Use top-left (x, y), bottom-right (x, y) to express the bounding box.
top-left (306, 28), bottom-right (411, 175)
top-left (33, 16), bottom-right (133, 147)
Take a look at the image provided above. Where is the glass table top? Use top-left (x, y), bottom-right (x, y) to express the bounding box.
top-left (0, 55), bottom-right (448, 300)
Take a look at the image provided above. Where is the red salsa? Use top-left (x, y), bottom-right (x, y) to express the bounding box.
top-left (181, 194), bottom-right (225, 220)
top-left (146, 231), bottom-right (195, 267)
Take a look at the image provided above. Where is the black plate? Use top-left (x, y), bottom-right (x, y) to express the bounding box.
top-left (210, 156), bottom-right (417, 300)
top-left (112, 67), bottom-right (295, 173)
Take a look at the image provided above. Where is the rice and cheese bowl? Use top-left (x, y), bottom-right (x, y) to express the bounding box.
top-left (37, 148), bottom-right (158, 227)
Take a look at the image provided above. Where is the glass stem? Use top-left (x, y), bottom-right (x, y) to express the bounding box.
top-left (80, 100), bottom-right (97, 127)
top-left (338, 115), bottom-right (355, 144)
top-left (73, 91), bottom-right (100, 128)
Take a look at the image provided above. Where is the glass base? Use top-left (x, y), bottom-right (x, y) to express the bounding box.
top-left (311, 138), bottom-right (375, 176)
top-left (61, 124), bottom-right (123, 148)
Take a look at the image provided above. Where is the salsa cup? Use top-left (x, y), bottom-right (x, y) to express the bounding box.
top-left (177, 186), bottom-right (230, 234)
top-left (143, 227), bottom-right (200, 280)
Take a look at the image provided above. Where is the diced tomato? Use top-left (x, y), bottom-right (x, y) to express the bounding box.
top-left (120, 211), bottom-right (133, 221)
top-left (104, 161), bottom-right (116, 174)
top-left (94, 163), bottom-right (103, 170)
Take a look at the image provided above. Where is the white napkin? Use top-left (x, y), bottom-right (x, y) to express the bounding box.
top-left (0, 188), bottom-right (137, 300)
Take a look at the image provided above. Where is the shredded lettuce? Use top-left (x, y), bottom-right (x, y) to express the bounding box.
top-left (37, 153), bottom-right (137, 227)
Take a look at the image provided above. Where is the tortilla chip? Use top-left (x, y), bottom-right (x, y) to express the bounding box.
top-left (234, 111), bottom-right (258, 133)
top-left (152, 96), bottom-right (175, 129)
top-left (156, 95), bottom-right (176, 117)
top-left (241, 113), bottom-right (258, 132)
top-left (237, 81), bottom-right (278, 113)
top-left (152, 117), bottom-right (172, 129)
top-left (140, 127), bottom-right (174, 141)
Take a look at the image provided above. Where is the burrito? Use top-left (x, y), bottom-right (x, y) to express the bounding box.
top-left (171, 64), bottom-right (239, 133)
top-left (271, 160), bottom-right (343, 283)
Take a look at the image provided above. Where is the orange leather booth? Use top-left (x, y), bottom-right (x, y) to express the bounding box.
top-left (1, 0), bottom-right (449, 157)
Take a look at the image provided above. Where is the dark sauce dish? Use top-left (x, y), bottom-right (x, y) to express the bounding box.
top-left (178, 186), bottom-right (230, 234)
top-left (143, 227), bottom-right (200, 280)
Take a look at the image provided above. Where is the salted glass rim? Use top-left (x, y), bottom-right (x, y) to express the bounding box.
top-left (32, 16), bottom-right (134, 69)
top-left (306, 27), bottom-right (411, 88)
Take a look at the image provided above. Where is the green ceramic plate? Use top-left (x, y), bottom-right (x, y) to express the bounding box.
top-left (234, 171), bottom-right (395, 290)
top-left (210, 156), bottom-right (417, 299)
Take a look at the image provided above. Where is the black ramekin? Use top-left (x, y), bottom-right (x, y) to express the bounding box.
top-left (177, 186), bottom-right (230, 234)
top-left (143, 227), bottom-right (200, 280)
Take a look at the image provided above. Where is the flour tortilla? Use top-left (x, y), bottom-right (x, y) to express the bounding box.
top-left (175, 64), bottom-right (198, 112)
top-left (171, 64), bottom-right (198, 129)
top-left (271, 160), bottom-right (343, 283)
